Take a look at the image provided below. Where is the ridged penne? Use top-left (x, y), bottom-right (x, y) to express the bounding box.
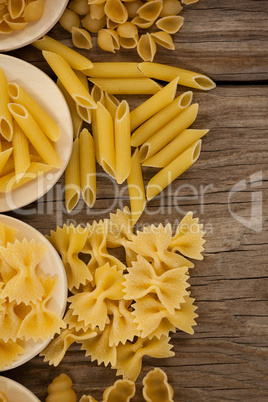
top-left (156, 15), bottom-right (184, 34)
top-left (140, 103), bottom-right (199, 162)
top-left (115, 100), bottom-right (131, 184)
top-left (96, 101), bottom-right (115, 178)
top-left (42, 51), bottom-right (97, 110)
top-left (89, 77), bottom-right (161, 95)
top-left (8, 82), bottom-right (60, 142)
top-left (127, 149), bottom-right (146, 225)
top-left (146, 140), bottom-right (202, 201)
top-left (32, 35), bottom-right (93, 71)
top-left (0, 67), bottom-right (13, 142)
top-left (8, 103), bottom-right (61, 168)
top-left (130, 77), bottom-right (179, 131)
top-left (137, 33), bottom-right (156, 62)
top-left (143, 129), bottom-right (209, 168)
top-left (137, 0), bottom-right (163, 21)
top-left (72, 27), bottom-right (92, 50)
top-left (65, 138), bottom-right (80, 212)
top-left (74, 70), bottom-right (92, 124)
top-left (131, 91), bottom-right (193, 147)
top-left (104, 92), bottom-right (119, 120)
top-left (139, 62), bottom-right (216, 90)
top-left (0, 147), bottom-right (13, 175)
top-left (91, 85), bottom-right (105, 164)
top-left (59, 8), bottom-right (80, 33)
top-left (104, 0), bottom-right (128, 24)
top-left (97, 29), bottom-right (120, 53)
top-left (79, 129), bottom-right (96, 208)
top-left (12, 121), bottom-right (30, 182)
top-left (86, 62), bottom-right (144, 78)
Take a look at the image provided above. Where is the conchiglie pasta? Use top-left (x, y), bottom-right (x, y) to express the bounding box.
top-left (24, 0), bottom-right (44, 22)
top-left (131, 16), bottom-right (154, 29)
top-left (72, 27), bottom-right (92, 50)
top-left (98, 29), bottom-right (120, 53)
top-left (160, 0), bottom-right (183, 17)
top-left (124, 0), bottom-right (142, 19)
top-left (137, 33), bottom-right (156, 62)
top-left (59, 8), bottom-right (80, 33)
top-left (3, 14), bottom-right (28, 30)
top-left (69, 0), bottom-right (91, 15)
top-left (151, 31), bottom-right (175, 50)
top-left (7, 0), bottom-right (25, 19)
top-left (120, 36), bottom-right (139, 49)
top-left (104, 0), bottom-right (128, 24)
top-left (117, 21), bottom-right (138, 38)
top-left (156, 15), bottom-right (184, 34)
top-left (137, 0), bottom-right (163, 22)
top-left (182, 0), bottom-right (199, 4)
top-left (90, 3), bottom-right (105, 20)
top-left (82, 13), bottom-right (106, 32)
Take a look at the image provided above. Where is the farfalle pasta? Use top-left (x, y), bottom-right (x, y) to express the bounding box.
top-left (43, 209), bottom-right (205, 381)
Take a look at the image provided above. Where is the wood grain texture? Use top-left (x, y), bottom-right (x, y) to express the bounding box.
top-left (2, 0), bottom-right (268, 401)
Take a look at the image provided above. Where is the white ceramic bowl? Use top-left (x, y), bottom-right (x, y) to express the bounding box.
top-left (0, 0), bottom-right (68, 52)
top-left (0, 53), bottom-right (73, 213)
top-left (0, 376), bottom-right (40, 402)
top-left (0, 214), bottom-right (68, 371)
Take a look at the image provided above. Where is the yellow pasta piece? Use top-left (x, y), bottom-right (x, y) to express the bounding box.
top-left (17, 275), bottom-right (66, 342)
top-left (130, 77), bottom-right (178, 132)
top-left (68, 264), bottom-right (125, 330)
top-left (115, 100), bottom-right (131, 184)
top-left (24, 0), bottom-right (44, 21)
top-left (79, 396), bottom-right (98, 402)
top-left (104, 92), bottom-right (120, 120)
top-left (42, 51), bottom-right (97, 110)
top-left (104, 0), bottom-right (128, 24)
top-left (0, 338), bottom-right (24, 370)
top-left (160, 0), bottom-right (183, 17)
top-left (74, 70), bottom-right (92, 124)
top-left (169, 211), bottom-right (206, 259)
top-left (146, 140), bottom-right (202, 201)
top-left (150, 31), bottom-right (175, 50)
top-left (65, 138), bottom-right (81, 213)
top-left (106, 18), bottom-right (119, 30)
top-left (131, 91), bottom-right (193, 147)
top-left (64, 308), bottom-right (89, 332)
top-left (11, 122), bottom-right (30, 182)
top-left (0, 239), bottom-right (46, 304)
top-left (96, 101), bottom-right (116, 178)
top-left (124, 256), bottom-right (189, 313)
top-left (0, 220), bottom-right (18, 247)
top-left (72, 27), bottom-right (92, 50)
top-left (139, 62), bottom-right (216, 91)
top-left (182, 0), bottom-right (199, 4)
top-left (90, 3), bottom-right (105, 20)
top-left (89, 77), bottom-right (161, 95)
top-left (125, 0), bottom-right (142, 19)
top-left (81, 13), bottom-right (106, 33)
top-left (140, 103), bottom-right (199, 162)
top-left (3, 14), bottom-right (28, 30)
top-left (102, 379), bottom-right (136, 402)
top-left (0, 147), bottom-right (13, 175)
top-left (57, 80), bottom-right (82, 139)
top-left (137, 33), bottom-right (156, 62)
top-left (119, 36), bottom-right (139, 49)
top-left (8, 103), bottom-right (61, 168)
top-left (0, 390), bottom-right (8, 402)
top-left (137, 0), bottom-right (163, 21)
top-left (7, 0), bottom-right (24, 19)
top-left (86, 62), bottom-right (143, 78)
top-left (97, 29), bottom-right (120, 53)
top-left (32, 35), bottom-right (93, 71)
top-left (69, 0), bottom-right (91, 15)
top-left (127, 149), bottom-right (146, 226)
top-left (91, 85), bottom-right (105, 164)
top-left (117, 22), bottom-right (138, 39)
top-left (0, 300), bottom-right (22, 342)
top-left (47, 224), bottom-right (92, 291)
top-left (79, 129), bottom-right (96, 208)
top-left (0, 67), bottom-right (13, 142)
top-left (131, 16), bottom-right (154, 29)
top-left (8, 82), bottom-right (60, 142)
top-left (0, 20), bottom-right (13, 34)
top-left (156, 15), bottom-right (184, 34)
top-left (142, 368), bottom-right (174, 402)
top-left (45, 374), bottom-right (77, 402)
top-left (59, 8), bottom-right (80, 32)
top-left (105, 206), bottom-right (133, 248)
top-left (113, 336), bottom-right (174, 381)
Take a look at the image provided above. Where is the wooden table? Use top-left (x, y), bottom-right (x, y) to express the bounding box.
top-left (3, 0), bottom-right (268, 401)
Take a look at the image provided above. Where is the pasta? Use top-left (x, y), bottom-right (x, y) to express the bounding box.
top-left (75, 70), bottom-right (92, 124)
top-left (130, 77), bottom-right (179, 132)
top-left (142, 368), bottom-right (174, 402)
top-left (0, 146), bottom-right (13, 175)
top-left (156, 15), bottom-right (184, 34)
top-left (85, 62), bottom-right (144, 78)
top-left (69, 0), bottom-right (91, 15)
top-left (98, 29), bottom-right (120, 53)
top-left (143, 128), bottom-right (209, 168)
top-left (138, 62), bottom-right (216, 91)
top-left (8, 103), bottom-right (61, 168)
top-left (104, 0), bottom-right (128, 24)
top-left (0, 339), bottom-right (24, 370)
top-left (160, 0), bottom-right (183, 17)
top-left (79, 128), bottom-right (96, 208)
top-left (117, 21), bottom-right (138, 39)
top-left (127, 149), bottom-right (146, 225)
top-left (146, 140), bottom-right (202, 201)
top-left (137, 1), bottom-right (163, 21)
top-left (7, 0), bottom-right (25, 19)
top-left (8, 82), bottom-right (60, 142)
top-left (0, 67), bottom-right (13, 142)
top-left (24, 0), bottom-right (44, 22)
top-left (45, 374), bottom-right (76, 402)
top-left (32, 35), bottom-right (94, 71)
top-left (0, 391), bottom-right (8, 402)
top-left (90, 3), bottom-right (105, 20)
top-left (150, 31), bottom-right (175, 50)
top-left (102, 379), bottom-right (136, 402)
top-left (91, 85), bottom-right (105, 164)
top-left (89, 77), bottom-right (161, 95)
top-left (137, 33), bottom-right (156, 62)
top-left (72, 27), bottom-right (93, 50)
top-left (81, 14), bottom-right (106, 33)
top-left (115, 100), bottom-right (131, 184)
top-left (131, 91), bottom-right (193, 147)
top-left (182, 0), bottom-right (200, 4)
top-left (65, 138), bottom-right (80, 212)
top-left (104, 92), bottom-right (120, 120)
top-left (59, 8), bottom-right (80, 33)
top-left (139, 103), bottom-right (199, 162)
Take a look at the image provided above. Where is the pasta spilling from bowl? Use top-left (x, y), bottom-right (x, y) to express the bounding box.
top-left (58, 0), bottom-right (200, 60)
top-left (0, 0), bottom-right (45, 35)
top-left (42, 208), bottom-right (205, 381)
top-left (0, 220), bottom-right (66, 370)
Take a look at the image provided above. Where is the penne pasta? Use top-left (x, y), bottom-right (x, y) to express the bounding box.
top-left (88, 78), bottom-right (162, 95)
top-left (138, 62), bottom-right (216, 91)
top-left (65, 138), bottom-right (80, 213)
top-left (156, 15), bottom-right (184, 34)
top-left (97, 29), bottom-right (120, 53)
top-left (91, 85), bottom-right (105, 164)
top-left (0, 67), bottom-right (13, 142)
top-left (72, 27), bottom-right (92, 50)
top-left (139, 103), bottom-right (199, 162)
top-left (74, 70), bottom-right (92, 124)
top-left (143, 129), bottom-right (209, 168)
top-left (24, 0), bottom-right (44, 22)
top-left (32, 35), bottom-right (93, 71)
top-left (137, 1), bottom-right (163, 21)
top-left (137, 33), bottom-right (156, 62)
top-left (104, 0), bottom-right (128, 24)
top-left (0, 162), bottom-right (53, 193)
top-left (42, 51), bottom-right (97, 110)
top-left (85, 62), bottom-right (144, 78)
top-left (79, 128), bottom-right (96, 208)
top-left (8, 82), bottom-right (60, 142)
top-left (12, 121), bottom-right (30, 182)
top-left (130, 77), bottom-right (179, 131)
top-left (127, 148), bottom-right (146, 225)
top-left (115, 100), bottom-right (131, 184)
top-left (8, 103), bottom-right (61, 168)
top-left (0, 147), bottom-right (13, 175)
top-left (0, 154), bottom-right (40, 177)
top-left (104, 92), bottom-right (119, 120)
top-left (131, 91), bottom-right (193, 147)
top-left (96, 101), bottom-right (115, 178)
top-left (57, 80), bottom-right (83, 140)
top-left (146, 140), bottom-right (202, 201)
top-left (59, 8), bottom-right (80, 33)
